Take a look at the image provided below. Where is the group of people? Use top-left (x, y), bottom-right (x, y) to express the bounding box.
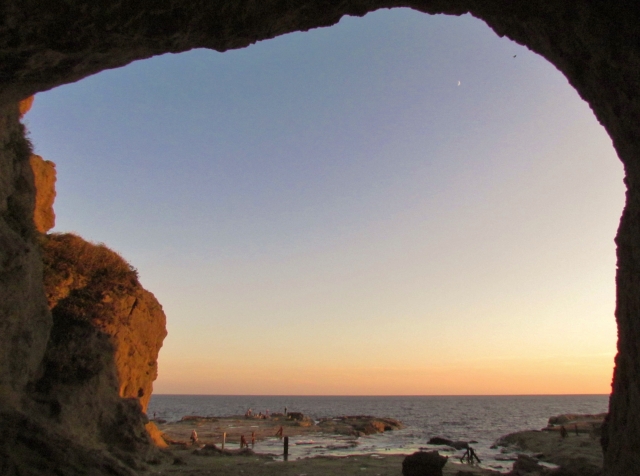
top-left (244, 408), bottom-right (272, 419)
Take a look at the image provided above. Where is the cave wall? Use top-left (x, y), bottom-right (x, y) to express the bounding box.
top-left (0, 1), bottom-right (639, 475)
top-left (0, 103), bottom-right (51, 409)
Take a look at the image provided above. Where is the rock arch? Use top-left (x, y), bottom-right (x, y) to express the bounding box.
top-left (0, 1), bottom-right (638, 475)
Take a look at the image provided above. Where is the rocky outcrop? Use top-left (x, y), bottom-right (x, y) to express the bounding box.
top-left (317, 415), bottom-right (404, 436)
top-left (40, 232), bottom-right (167, 415)
top-left (548, 414), bottom-right (606, 427)
top-left (0, 2), bottom-right (639, 475)
top-left (5, 231), bottom-right (171, 469)
top-left (495, 429), bottom-right (603, 476)
top-left (29, 155), bottom-right (56, 233)
top-left (428, 436), bottom-right (470, 450)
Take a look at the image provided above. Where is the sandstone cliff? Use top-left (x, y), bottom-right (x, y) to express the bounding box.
top-left (0, 99), bottom-right (168, 475)
top-left (25, 107), bottom-right (166, 435)
top-left (39, 232), bottom-right (168, 446)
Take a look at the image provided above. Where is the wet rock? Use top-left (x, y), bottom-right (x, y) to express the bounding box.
top-left (428, 437), bottom-right (469, 450)
top-left (318, 415), bottom-right (403, 436)
top-left (547, 414), bottom-right (606, 426)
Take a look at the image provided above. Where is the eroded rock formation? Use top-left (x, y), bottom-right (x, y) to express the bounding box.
top-left (41, 233), bottom-right (167, 407)
top-left (0, 2), bottom-right (639, 475)
top-left (29, 155), bottom-right (56, 233)
top-left (0, 97), bottom-right (169, 472)
top-left (39, 232), bottom-right (168, 448)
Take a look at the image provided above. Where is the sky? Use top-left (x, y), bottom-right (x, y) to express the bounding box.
top-left (24, 9), bottom-right (624, 395)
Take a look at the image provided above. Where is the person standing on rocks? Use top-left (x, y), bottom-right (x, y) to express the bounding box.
top-left (190, 429), bottom-right (198, 444)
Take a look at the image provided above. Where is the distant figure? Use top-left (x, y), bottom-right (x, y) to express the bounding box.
top-left (266, 409), bottom-right (270, 418)
top-left (245, 408), bottom-right (253, 417)
top-left (190, 429), bottom-right (198, 444)
top-left (240, 434), bottom-right (248, 448)
top-left (284, 407), bottom-right (287, 415)
top-left (153, 412), bottom-right (156, 419)
top-left (251, 431), bottom-right (256, 447)
top-left (575, 424), bottom-right (579, 436)
top-left (275, 426), bottom-right (284, 438)
top-left (560, 425), bottom-right (568, 439)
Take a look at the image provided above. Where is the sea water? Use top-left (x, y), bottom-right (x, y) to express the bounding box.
top-left (147, 394), bottom-right (608, 471)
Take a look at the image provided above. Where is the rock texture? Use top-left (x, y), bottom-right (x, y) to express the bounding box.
top-left (5, 231), bottom-right (170, 471)
top-left (0, 2), bottom-right (639, 475)
top-left (0, 104), bottom-right (51, 408)
top-left (29, 155), bottom-right (56, 233)
top-left (40, 232), bottom-right (167, 414)
top-left (495, 429), bottom-right (602, 475)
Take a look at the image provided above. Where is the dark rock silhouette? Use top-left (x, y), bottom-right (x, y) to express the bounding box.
top-left (402, 451), bottom-right (448, 476)
top-left (0, 2), bottom-right (638, 475)
top-left (428, 436), bottom-right (470, 449)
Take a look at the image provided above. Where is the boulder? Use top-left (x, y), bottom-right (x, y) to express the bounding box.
top-left (509, 454), bottom-right (547, 475)
top-left (428, 437), bottom-right (469, 450)
top-left (402, 451), bottom-right (448, 476)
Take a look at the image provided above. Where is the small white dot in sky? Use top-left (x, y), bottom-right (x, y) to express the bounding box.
top-left (457, 81), bottom-right (461, 86)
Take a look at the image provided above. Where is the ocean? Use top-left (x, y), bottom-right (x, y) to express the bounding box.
top-left (147, 394), bottom-right (608, 471)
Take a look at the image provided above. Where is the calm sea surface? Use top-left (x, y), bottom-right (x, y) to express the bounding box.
top-left (147, 394), bottom-right (608, 471)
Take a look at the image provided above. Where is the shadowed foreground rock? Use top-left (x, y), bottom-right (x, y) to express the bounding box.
top-left (403, 451), bottom-right (448, 476)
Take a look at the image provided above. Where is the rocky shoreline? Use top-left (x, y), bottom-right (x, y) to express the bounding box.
top-left (142, 412), bottom-right (605, 476)
top-left (155, 413), bottom-right (404, 448)
top-left (490, 413), bottom-right (605, 476)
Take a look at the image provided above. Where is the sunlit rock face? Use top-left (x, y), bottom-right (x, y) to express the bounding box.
top-left (40, 232), bottom-right (168, 425)
top-left (29, 155), bottom-right (56, 233)
top-left (0, 1), bottom-right (638, 475)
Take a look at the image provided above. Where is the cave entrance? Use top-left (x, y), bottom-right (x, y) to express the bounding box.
top-left (25, 9), bottom-right (621, 397)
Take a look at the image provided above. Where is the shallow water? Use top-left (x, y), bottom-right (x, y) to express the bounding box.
top-left (148, 394), bottom-right (607, 472)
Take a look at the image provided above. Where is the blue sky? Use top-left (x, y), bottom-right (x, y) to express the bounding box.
top-left (25, 9), bottom-right (623, 394)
